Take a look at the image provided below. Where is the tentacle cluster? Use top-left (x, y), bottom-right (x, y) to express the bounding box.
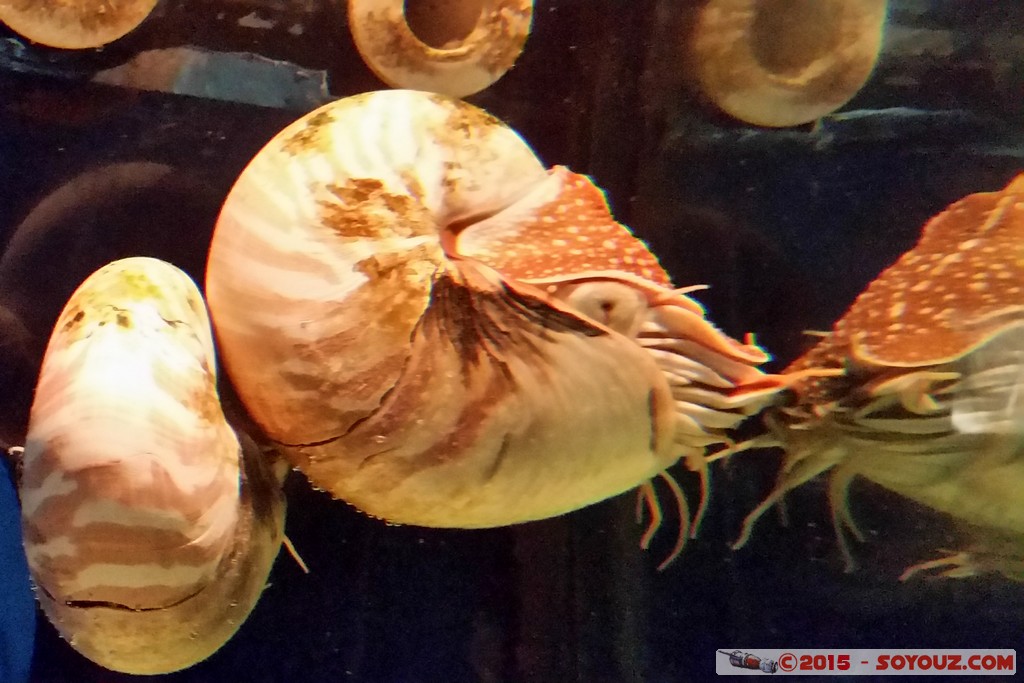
top-left (731, 176), bottom-right (1024, 580)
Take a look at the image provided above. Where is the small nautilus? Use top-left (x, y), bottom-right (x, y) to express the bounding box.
top-left (689, 0), bottom-right (888, 127)
top-left (731, 175), bottom-right (1024, 580)
top-left (206, 89), bottom-right (797, 567)
top-left (348, 0), bottom-right (533, 97)
top-left (0, 0), bottom-right (159, 49)
top-left (20, 257), bottom-right (285, 674)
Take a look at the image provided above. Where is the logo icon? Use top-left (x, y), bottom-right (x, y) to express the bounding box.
top-left (719, 650), bottom-right (778, 674)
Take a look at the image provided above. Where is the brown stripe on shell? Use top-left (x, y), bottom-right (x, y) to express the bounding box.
top-left (34, 433), bottom-right (286, 675)
top-left (22, 422), bottom-right (239, 609)
top-left (207, 91), bottom-right (771, 533)
top-left (278, 261), bottom-right (674, 527)
top-left (20, 257), bottom-right (286, 674)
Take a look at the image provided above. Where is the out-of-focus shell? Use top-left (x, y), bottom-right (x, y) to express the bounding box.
top-left (348, 0), bottom-right (533, 97)
top-left (690, 0), bottom-right (888, 127)
top-left (20, 257), bottom-right (285, 674)
top-left (206, 89), bottom-right (792, 541)
top-left (733, 175), bottom-right (1024, 579)
top-left (0, 0), bottom-right (159, 50)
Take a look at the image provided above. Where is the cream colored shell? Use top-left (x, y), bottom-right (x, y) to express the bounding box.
top-left (206, 90), bottom-right (787, 534)
top-left (0, 0), bottom-right (159, 49)
top-left (690, 0), bottom-right (888, 127)
top-left (21, 257), bottom-right (284, 674)
top-left (348, 0), bottom-right (533, 97)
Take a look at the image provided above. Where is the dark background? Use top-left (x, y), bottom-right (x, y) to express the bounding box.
top-left (0, 1), bottom-right (1022, 681)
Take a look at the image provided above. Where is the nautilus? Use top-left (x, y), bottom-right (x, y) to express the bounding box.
top-left (730, 175), bottom-right (1024, 580)
top-left (689, 0), bottom-right (888, 127)
top-left (19, 257), bottom-right (285, 674)
top-left (205, 89), bottom-right (796, 566)
top-left (348, 0), bottom-right (533, 97)
top-left (0, 0), bottom-right (159, 50)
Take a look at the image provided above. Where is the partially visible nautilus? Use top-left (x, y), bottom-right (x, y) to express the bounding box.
top-left (206, 89), bottom-right (797, 566)
top-left (690, 0), bottom-right (888, 127)
top-left (730, 175), bottom-right (1024, 580)
top-left (348, 0), bottom-right (533, 97)
top-left (0, 0), bottom-right (159, 49)
top-left (20, 257), bottom-right (285, 675)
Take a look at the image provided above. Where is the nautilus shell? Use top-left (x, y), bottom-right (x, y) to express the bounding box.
top-left (733, 175), bottom-right (1024, 579)
top-left (0, 0), bottom-right (159, 50)
top-left (348, 0), bottom-right (533, 97)
top-left (20, 257), bottom-right (285, 674)
top-left (205, 89), bottom-right (793, 554)
top-left (690, 0), bottom-right (888, 127)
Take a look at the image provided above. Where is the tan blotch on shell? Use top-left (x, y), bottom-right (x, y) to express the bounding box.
top-left (348, 0), bottom-right (533, 97)
top-left (21, 257), bottom-right (285, 674)
top-left (690, 0), bottom-right (888, 127)
top-left (206, 90), bottom-right (797, 571)
top-left (0, 0), bottom-right (159, 49)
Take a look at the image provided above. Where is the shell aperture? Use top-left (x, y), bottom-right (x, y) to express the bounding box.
top-left (348, 0), bottom-right (533, 97)
top-left (690, 0), bottom-right (888, 127)
top-left (20, 257), bottom-right (285, 674)
top-left (206, 90), bottom-right (788, 541)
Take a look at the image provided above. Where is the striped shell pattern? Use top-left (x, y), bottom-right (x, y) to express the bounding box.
top-left (20, 257), bottom-right (285, 674)
top-left (19, 89), bottom-right (797, 674)
top-left (205, 89), bottom-right (793, 539)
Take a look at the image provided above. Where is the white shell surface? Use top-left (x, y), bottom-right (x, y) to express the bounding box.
top-left (21, 257), bottom-right (285, 674)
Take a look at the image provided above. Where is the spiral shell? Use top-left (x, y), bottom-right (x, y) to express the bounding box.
top-left (348, 0), bottom-right (533, 97)
top-left (0, 0), bottom-right (159, 50)
top-left (690, 0), bottom-right (888, 127)
top-left (20, 257), bottom-right (285, 674)
top-left (206, 90), bottom-right (788, 533)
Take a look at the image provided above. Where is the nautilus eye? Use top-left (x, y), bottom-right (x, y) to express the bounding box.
top-left (348, 0), bottom-right (533, 97)
top-left (206, 89), bottom-right (793, 562)
top-left (0, 0), bottom-right (159, 50)
top-left (689, 0), bottom-right (888, 127)
top-left (20, 257), bottom-right (285, 674)
top-left (731, 175), bottom-right (1024, 580)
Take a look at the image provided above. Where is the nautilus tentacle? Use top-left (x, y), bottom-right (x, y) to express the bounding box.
top-left (20, 257), bottom-right (285, 674)
top-left (348, 0), bottom-right (533, 97)
top-left (690, 0), bottom-right (888, 127)
top-left (0, 0), bottom-right (159, 49)
top-left (733, 175), bottom-right (1024, 579)
top-left (206, 90), bottom-right (789, 556)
